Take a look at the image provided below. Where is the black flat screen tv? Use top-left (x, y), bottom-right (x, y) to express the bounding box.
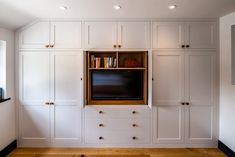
top-left (91, 70), bottom-right (143, 100)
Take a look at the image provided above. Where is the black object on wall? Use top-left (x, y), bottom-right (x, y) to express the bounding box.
top-left (218, 140), bottom-right (235, 157)
top-left (0, 140), bottom-right (17, 157)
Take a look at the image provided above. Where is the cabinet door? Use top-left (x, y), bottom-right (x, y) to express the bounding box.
top-left (19, 21), bottom-right (50, 49)
top-left (152, 22), bottom-right (185, 49)
top-left (118, 21), bottom-right (150, 49)
top-left (184, 51), bottom-right (216, 143)
top-left (50, 51), bottom-right (82, 144)
top-left (85, 21), bottom-right (116, 49)
top-left (152, 51), bottom-right (185, 143)
top-left (51, 21), bottom-right (82, 49)
top-left (185, 22), bottom-right (217, 49)
top-left (19, 52), bottom-right (50, 144)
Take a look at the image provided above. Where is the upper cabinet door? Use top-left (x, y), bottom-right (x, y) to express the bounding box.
top-left (85, 21), bottom-right (117, 49)
top-left (118, 21), bottom-right (150, 49)
top-left (185, 22), bottom-right (217, 49)
top-left (19, 21), bottom-right (50, 49)
top-left (50, 21), bottom-right (82, 49)
top-left (152, 22), bottom-right (185, 49)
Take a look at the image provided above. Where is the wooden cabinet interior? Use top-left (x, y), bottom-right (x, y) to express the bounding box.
top-left (86, 51), bottom-right (148, 105)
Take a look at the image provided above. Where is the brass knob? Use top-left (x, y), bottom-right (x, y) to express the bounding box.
top-left (99, 111), bottom-right (103, 114)
top-left (99, 136), bottom-right (104, 140)
top-left (181, 45), bottom-right (185, 48)
top-left (118, 45), bottom-right (121, 48)
top-left (132, 124), bottom-right (137, 127)
top-left (132, 136), bottom-right (137, 140)
top-left (45, 44), bottom-right (50, 48)
top-left (45, 102), bottom-right (50, 105)
top-left (152, 78), bottom-right (154, 81)
top-left (49, 44), bottom-right (54, 48)
top-left (181, 102), bottom-right (185, 105)
top-left (49, 102), bottom-right (54, 105)
top-left (99, 124), bottom-right (104, 127)
top-left (132, 111), bottom-right (137, 114)
top-left (113, 45), bottom-right (117, 48)
top-left (186, 45), bottom-right (190, 48)
top-left (185, 102), bottom-right (190, 105)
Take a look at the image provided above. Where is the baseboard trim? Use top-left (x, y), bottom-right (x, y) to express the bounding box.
top-left (218, 140), bottom-right (235, 157)
top-left (0, 140), bottom-right (17, 157)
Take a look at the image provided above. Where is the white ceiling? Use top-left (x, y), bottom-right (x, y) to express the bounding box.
top-left (1, 0), bottom-right (235, 30)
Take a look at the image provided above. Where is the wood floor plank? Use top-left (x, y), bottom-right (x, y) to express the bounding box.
top-left (8, 148), bottom-right (226, 157)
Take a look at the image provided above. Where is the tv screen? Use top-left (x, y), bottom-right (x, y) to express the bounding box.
top-left (91, 70), bottom-right (143, 100)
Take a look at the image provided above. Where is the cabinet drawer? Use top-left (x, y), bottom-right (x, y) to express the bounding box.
top-left (85, 106), bottom-right (150, 118)
top-left (85, 130), bottom-right (150, 144)
top-left (85, 118), bottom-right (150, 132)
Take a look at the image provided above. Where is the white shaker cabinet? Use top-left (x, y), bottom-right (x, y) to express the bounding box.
top-left (19, 21), bottom-right (82, 49)
top-left (152, 51), bottom-right (185, 143)
top-left (19, 21), bottom-right (50, 49)
top-left (84, 21), bottom-right (116, 49)
top-left (152, 22), bottom-right (216, 49)
top-left (84, 21), bottom-right (150, 49)
top-left (19, 51), bottom-right (83, 146)
top-left (152, 51), bottom-right (216, 144)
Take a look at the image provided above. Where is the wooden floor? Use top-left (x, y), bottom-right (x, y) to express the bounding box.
top-left (8, 148), bottom-right (226, 157)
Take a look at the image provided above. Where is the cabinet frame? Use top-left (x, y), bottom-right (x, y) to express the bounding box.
top-left (85, 51), bottom-right (148, 105)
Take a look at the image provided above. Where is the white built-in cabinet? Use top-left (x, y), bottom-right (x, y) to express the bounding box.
top-left (19, 21), bottom-right (82, 49)
top-left (17, 19), bottom-right (218, 147)
top-left (152, 51), bottom-right (216, 144)
top-left (19, 51), bottom-right (83, 146)
top-left (152, 22), bottom-right (217, 49)
top-left (84, 21), bottom-right (150, 49)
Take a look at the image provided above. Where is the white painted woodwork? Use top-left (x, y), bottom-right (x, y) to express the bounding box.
top-left (152, 22), bottom-right (216, 49)
top-left (19, 51), bottom-right (83, 145)
top-left (84, 21), bottom-right (116, 49)
top-left (117, 21), bottom-right (150, 48)
top-left (50, 22), bottom-right (82, 49)
top-left (84, 21), bottom-right (150, 49)
top-left (85, 106), bottom-right (150, 118)
top-left (21, 105), bottom-right (50, 143)
top-left (152, 22), bottom-right (184, 49)
top-left (50, 51), bottom-right (83, 143)
top-left (152, 51), bottom-right (184, 143)
top-left (153, 106), bottom-right (184, 143)
top-left (184, 51), bottom-right (215, 143)
top-left (20, 52), bottom-right (50, 103)
top-left (152, 51), bottom-right (184, 105)
top-left (19, 21), bottom-right (50, 49)
top-left (185, 22), bottom-right (216, 49)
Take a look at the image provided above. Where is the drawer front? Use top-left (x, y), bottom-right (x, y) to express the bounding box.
top-left (85, 118), bottom-right (150, 132)
top-left (85, 106), bottom-right (150, 118)
top-left (84, 130), bottom-right (150, 144)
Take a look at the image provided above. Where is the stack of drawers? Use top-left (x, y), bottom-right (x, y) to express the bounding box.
top-left (84, 106), bottom-right (151, 144)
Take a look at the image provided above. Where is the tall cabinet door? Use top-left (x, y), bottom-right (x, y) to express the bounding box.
top-left (117, 21), bottom-right (150, 49)
top-left (185, 22), bottom-right (217, 49)
top-left (19, 21), bottom-right (50, 49)
top-left (152, 22), bottom-right (185, 49)
top-left (184, 51), bottom-right (216, 143)
top-left (50, 21), bottom-right (82, 49)
top-left (152, 51), bottom-right (185, 143)
top-left (19, 52), bottom-right (50, 144)
top-left (84, 21), bottom-right (117, 49)
top-left (50, 51), bottom-right (82, 144)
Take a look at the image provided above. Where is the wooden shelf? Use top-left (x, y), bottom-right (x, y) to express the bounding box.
top-left (89, 67), bottom-right (146, 70)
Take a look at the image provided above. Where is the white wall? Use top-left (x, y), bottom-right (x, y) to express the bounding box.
top-left (0, 27), bottom-right (15, 150)
top-left (220, 11), bottom-right (235, 152)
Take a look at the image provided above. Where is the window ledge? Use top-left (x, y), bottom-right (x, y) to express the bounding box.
top-left (0, 98), bottom-right (11, 104)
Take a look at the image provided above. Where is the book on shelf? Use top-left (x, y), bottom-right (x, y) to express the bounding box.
top-left (90, 55), bottom-right (101, 68)
top-left (104, 57), bottom-right (116, 68)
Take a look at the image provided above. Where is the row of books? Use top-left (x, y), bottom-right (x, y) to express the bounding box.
top-left (90, 55), bottom-right (117, 68)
